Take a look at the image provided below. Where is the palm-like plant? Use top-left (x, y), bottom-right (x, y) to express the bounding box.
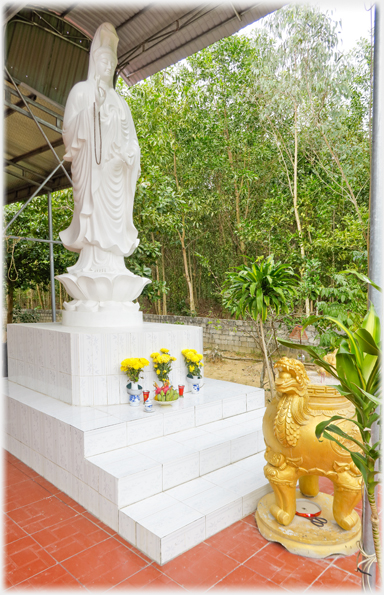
top-left (222, 256), bottom-right (299, 398)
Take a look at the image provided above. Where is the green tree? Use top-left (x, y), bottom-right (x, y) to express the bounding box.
top-left (222, 256), bottom-right (299, 397)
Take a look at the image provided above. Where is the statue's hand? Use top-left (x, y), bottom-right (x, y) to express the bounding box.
top-left (95, 76), bottom-right (106, 110)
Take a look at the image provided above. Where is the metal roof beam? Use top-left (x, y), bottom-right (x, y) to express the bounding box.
top-left (118, 5), bottom-right (207, 67)
top-left (116, 5), bottom-right (154, 33)
top-left (124, 4), bottom-right (258, 80)
top-left (5, 168), bottom-right (53, 190)
top-left (4, 159), bottom-right (51, 183)
top-left (6, 172), bottom-right (71, 204)
top-left (5, 66), bottom-right (72, 186)
top-left (4, 92), bottom-right (36, 118)
top-left (9, 139), bottom-right (64, 164)
top-left (3, 160), bottom-right (65, 234)
top-left (5, 235), bottom-right (63, 245)
top-left (4, 100), bottom-right (63, 134)
top-left (60, 4), bottom-right (77, 18)
top-left (7, 87), bottom-right (63, 123)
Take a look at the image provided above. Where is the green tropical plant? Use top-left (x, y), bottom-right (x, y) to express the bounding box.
top-left (222, 255), bottom-right (299, 397)
top-left (278, 292), bottom-right (381, 578)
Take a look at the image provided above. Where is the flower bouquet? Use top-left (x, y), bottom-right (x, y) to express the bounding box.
top-left (150, 348), bottom-right (176, 384)
top-left (181, 349), bottom-right (203, 379)
top-left (121, 357), bottom-right (149, 387)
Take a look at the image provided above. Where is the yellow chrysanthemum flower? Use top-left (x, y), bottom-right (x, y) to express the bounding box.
top-left (156, 369), bottom-right (160, 374)
top-left (160, 348), bottom-right (169, 353)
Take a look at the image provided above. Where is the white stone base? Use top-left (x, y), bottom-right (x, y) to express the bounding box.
top-left (62, 309), bottom-right (143, 328)
top-left (7, 321), bottom-right (203, 406)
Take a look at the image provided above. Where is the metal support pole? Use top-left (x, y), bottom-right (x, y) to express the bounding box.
top-left (3, 160), bottom-right (64, 235)
top-left (365, 4), bottom-right (382, 591)
top-left (47, 192), bottom-right (56, 323)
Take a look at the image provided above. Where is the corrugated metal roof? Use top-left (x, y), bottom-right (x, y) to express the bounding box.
top-left (4, 2), bottom-right (283, 204)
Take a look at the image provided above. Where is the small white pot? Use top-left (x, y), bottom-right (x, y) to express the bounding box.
top-left (187, 375), bottom-right (202, 394)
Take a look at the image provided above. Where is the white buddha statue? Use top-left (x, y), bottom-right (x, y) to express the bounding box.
top-left (57, 23), bottom-right (150, 326)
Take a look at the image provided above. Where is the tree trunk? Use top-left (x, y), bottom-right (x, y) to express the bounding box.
top-left (36, 285), bottom-right (44, 310)
top-left (223, 107), bottom-right (246, 261)
top-left (173, 149), bottom-right (196, 314)
top-left (7, 282), bottom-right (15, 324)
top-left (260, 361), bottom-right (265, 390)
top-left (293, 102), bottom-right (310, 317)
top-left (161, 243), bottom-right (167, 315)
top-left (188, 246), bottom-right (197, 313)
top-left (367, 491), bottom-right (381, 577)
top-left (178, 223), bottom-right (195, 314)
top-left (258, 315), bottom-right (275, 399)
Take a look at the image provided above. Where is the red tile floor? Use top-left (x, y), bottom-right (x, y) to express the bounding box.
top-left (3, 450), bottom-right (381, 592)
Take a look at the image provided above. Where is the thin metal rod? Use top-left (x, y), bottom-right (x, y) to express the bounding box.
top-left (6, 235), bottom-right (62, 245)
top-left (47, 191), bottom-right (56, 322)
top-left (366, 5), bottom-right (382, 591)
top-left (4, 66), bottom-right (72, 186)
top-left (2, 160), bottom-right (64, 234)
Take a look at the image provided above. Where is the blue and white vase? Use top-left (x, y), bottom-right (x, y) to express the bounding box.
top-left (187, 374), bottom-right (202, 394)
top-left (127, 382), bottom-right (143, 407)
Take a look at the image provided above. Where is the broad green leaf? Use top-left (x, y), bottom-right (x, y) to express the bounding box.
top-left (354, 329), bottom-right (380, 356)
top-left (335, 352), bottom-right (363, 390)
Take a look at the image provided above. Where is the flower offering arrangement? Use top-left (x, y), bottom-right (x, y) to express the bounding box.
top-left (181, 348), bottom-right (203, 378)
top-left (120, 357), bottom-right (149, 384)
top-left (150, 348), bottom-right (176, 383)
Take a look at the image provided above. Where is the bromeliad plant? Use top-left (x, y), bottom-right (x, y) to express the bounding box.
top-left (278, 297), bottom-right (381, 577)
top-left (181, 348), bottom-right (203, 378)
top-left (150, 348), bottom-right (176, 383)
top-left (120, 358), bottom-right (149, 384)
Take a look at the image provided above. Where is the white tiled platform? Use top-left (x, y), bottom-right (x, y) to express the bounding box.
top-left (6, 322), bottom-right (203, 406)
top-left (4, 377), bottom-right (271, 565)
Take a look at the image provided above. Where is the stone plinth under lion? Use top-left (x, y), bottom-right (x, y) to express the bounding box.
top-left (256, 357), bottom-right (361, 558)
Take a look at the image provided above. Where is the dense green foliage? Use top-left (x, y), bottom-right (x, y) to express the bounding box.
top-left (3, 5), bottom-right (371, 335)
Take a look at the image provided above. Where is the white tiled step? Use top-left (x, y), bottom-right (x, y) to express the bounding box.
top-left (5, 377), bottom-right (264, 454)
top-left (86, 409), bottom-right (265, 508)
top-left (118, 452), bottom-right (271, 564)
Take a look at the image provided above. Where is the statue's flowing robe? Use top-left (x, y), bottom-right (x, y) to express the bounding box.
top-left (60, 80), bottom-right (140, 256)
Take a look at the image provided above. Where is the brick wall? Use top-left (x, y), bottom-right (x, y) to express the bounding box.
top-left (142, 313), bottom-right (319, 355)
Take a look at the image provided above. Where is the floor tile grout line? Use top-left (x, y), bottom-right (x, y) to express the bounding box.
top-left (101, 561), bottom-right (186, 593)
top-left (6, 556), bottom-right (87, 591)
top-left (302, 557), bottom-right (357, 591)
top-left (6, 517), bottom-right (150, 590)
top-left (327, 556), bottom-right (362, 579)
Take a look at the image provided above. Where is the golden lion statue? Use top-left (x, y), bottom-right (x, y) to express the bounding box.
top-left (262, 357), bottom-right (362, 530)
